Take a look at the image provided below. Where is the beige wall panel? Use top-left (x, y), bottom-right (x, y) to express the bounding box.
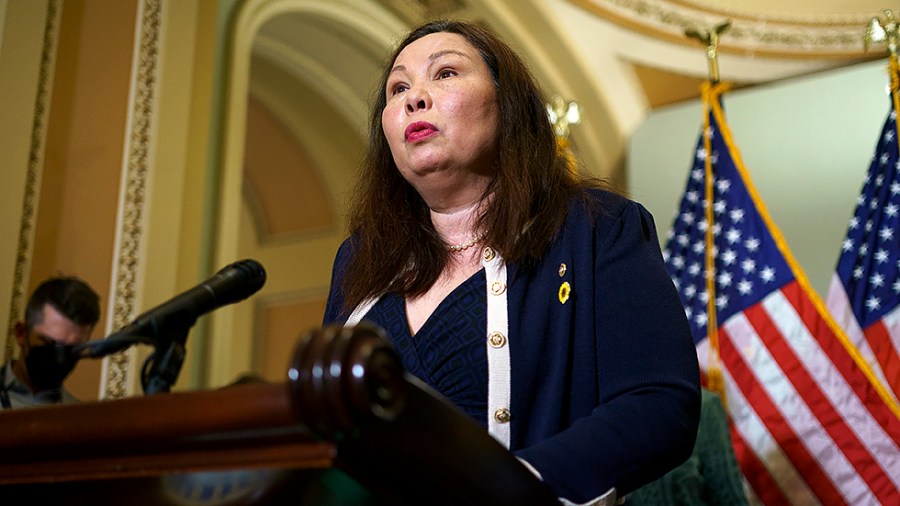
top-left (258, 298), bottom-right (327, 383)
top-left (36, 0), bottom-right (138, 401)
top-left (137, 0), bottom-right (218, 393)
top-left (244, 95), bottom-right (333, 239)
top-left (0, 0), bottom-right (49, 356)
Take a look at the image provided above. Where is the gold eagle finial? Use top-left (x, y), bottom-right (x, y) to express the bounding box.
top-left (685, 20), bottom-right (732, 83)
top-left (865, 10), bottom-right (899, 56)
top-left (547, 96), bottom-right (581, 140)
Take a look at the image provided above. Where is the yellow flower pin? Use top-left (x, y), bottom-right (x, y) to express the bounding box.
top-left (558, 281), bottom-right (571, 304)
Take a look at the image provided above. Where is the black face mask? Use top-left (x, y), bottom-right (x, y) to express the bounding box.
top-left (24, 344), bottom-right (78, 394)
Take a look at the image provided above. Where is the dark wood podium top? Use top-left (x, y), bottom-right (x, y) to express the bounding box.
top-left (0, 382), bottom-right (332, 483)
top-left (0, 324), bottom-right (561, 505)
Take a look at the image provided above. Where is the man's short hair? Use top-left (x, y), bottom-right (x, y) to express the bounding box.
top-left (24, 277), bottom-right (101, 331)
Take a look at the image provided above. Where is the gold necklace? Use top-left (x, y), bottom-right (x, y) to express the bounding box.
top-left (447, 233), bottom-right (485, 252)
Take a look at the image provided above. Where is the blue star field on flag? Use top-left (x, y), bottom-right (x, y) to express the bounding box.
top-left (662, 106), bottom-right (792, 345)
top-left (834, 103), bottom-right (900, 328)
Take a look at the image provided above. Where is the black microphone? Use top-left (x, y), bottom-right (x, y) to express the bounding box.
top-left (76, 259), bottom-right (266, 358)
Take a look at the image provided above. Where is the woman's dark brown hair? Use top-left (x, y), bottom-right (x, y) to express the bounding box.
top-left (341, 19), bottom-right (588, 312)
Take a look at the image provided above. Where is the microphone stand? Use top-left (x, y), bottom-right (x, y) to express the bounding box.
top-left (74, 324), bottom-right (193, 395)
top-left (141, 326), bottom-right (190, 395)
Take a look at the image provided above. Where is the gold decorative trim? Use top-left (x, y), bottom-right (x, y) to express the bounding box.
top-left (102, 0), bottom-right (162, 400)
top-left (5, 0), bottom-right (61, 359)
top-left (570, 0), bottom-right (884, 58)
top-left (668, 1), bottom-right (872, 26)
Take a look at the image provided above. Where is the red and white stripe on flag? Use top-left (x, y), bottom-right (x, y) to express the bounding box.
top-left (723, 281), bottom-right (900, 504)
top-left (828, 277), bottom-right (900, 403)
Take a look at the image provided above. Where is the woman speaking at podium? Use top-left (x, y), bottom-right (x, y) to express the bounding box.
top-left (323, 19), bottom-right (701, 506)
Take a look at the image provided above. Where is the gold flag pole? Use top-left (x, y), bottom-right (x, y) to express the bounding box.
top-left (685, 21), bottom-right (731, 399)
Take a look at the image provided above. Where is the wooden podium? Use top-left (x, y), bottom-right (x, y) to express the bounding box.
top-left (0, 324), bottom-right (560, 505)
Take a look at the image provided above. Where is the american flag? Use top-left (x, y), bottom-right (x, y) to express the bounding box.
top-left (663, 82), bottom-right (900, 505)
top-left (826, 94), bottom-right (900, 402)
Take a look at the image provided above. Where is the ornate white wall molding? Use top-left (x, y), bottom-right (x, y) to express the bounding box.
top-left (571, 0), bottom-right (883, 57)
top-left (100, 0), bottom-right (161, 400)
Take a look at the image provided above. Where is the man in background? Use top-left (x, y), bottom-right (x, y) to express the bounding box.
top-left (0, 277), bottom-right (100, 409)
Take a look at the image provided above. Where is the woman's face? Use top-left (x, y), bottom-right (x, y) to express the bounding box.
top-left (382, 32), bottom-right (499, 205)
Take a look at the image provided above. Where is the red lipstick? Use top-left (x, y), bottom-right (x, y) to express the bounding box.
top-left (405, 121), bottom-right (438, 142)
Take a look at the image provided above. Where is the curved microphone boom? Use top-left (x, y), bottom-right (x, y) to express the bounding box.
top-left (76, 259), bottom-right (266, 359)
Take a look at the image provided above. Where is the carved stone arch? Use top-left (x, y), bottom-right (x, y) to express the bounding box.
top-left (207, 0), bottom-right (407, 386)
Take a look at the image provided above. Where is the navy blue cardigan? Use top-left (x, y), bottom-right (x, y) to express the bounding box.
top-left (324, 189), bottom-right (701, 503)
